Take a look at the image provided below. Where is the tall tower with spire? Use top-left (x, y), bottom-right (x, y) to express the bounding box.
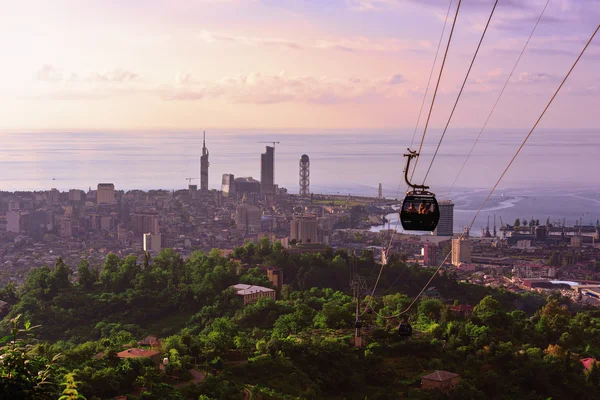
top-left (200, 131), bottom-right (209, 191)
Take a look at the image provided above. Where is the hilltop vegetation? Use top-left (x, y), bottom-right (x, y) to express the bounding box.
top-left (1, 240), bottom-right (600, 399)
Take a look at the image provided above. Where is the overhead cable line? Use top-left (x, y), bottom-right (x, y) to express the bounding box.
top-left (409, 0), bottom-right (454, 148)
top-left (409, 0), bottom-right (462, 183)
top-left (374, 0), bottom-right (454, 280)
top-left (361, 0), bottom-right (460, 317)
top-left (373, 23), bottom-right (599, 319)
top-left (447, 0), bottom-right (551, 195)
top-left (422, 0), bottom-right (499, 184)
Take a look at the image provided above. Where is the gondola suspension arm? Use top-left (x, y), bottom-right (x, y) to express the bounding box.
top-left (403, 149), bottom-right (429, 192)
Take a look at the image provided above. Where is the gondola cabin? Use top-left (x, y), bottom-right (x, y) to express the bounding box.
top-left (398, 322), bottom-right (413, 337)
top-left (400, 192), bottom-right (440, 232)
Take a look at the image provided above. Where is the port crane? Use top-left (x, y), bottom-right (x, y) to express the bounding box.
top-left (185, 178), bottom-right (199, 185)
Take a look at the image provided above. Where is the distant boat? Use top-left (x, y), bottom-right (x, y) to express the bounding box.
top-left (52, 178), bottom-right (56, 180)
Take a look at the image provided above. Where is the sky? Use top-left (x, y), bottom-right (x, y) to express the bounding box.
top-left (0, 0), bottom-right (598, 131)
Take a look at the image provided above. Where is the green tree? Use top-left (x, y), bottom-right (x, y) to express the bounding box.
top-left (0, 315), bottom-right (62, 399)
top-left (76, 260), bottom-right (94, 290)
top-left (514, 218), bottom-right (520, 227)
top-left (58, 373), bottom-right (86, 400)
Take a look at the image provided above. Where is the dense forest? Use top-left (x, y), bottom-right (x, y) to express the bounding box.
top-left (2, 240), bottom-right (600, 399)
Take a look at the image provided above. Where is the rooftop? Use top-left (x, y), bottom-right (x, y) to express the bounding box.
top-left (421, 370), bottom-right (460, 382)
top-left (235, 177), bottom-right (260, 183)
top-left (116, 348), bottom-right (160, 359)
top-left (231, 284), bottom-right (274, 295)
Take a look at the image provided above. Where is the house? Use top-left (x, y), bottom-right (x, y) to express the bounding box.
top-left (421, 370), bottom-right (460, 392)
top-left (116, 348), bottom-right (162, 365)
top-left (450, 304), bottom-right (474, 318)
top-left (231, 284), bottom-right (276, 306)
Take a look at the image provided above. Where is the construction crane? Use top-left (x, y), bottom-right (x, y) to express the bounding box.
top-left (258, 141), bottom-right (280, 147)
top-left (186, 177), bottom-right (199, 185)
top-left (343, 193), bottom-right (352, 209)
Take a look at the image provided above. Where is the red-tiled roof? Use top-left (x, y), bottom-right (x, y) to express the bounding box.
top-left (117, 348), bottom-right (160, 359)
top-left (422, 370), bottom-right (460, 382)
top-left (580, 357), bottom-right (597, 371)
top-left (450, 305), bottom-right (474, 313)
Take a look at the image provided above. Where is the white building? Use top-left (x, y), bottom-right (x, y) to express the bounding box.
top-left (231, 284), bottom-right (276, 306)
top-left (143, 233), bottom-right (162, 252)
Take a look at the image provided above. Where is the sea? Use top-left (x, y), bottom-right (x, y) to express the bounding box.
top-left (1, 129), bottom-right (599, 235)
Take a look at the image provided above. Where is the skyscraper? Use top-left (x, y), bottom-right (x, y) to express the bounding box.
top-left (423, 243), bottom-right (438, 266)
top-left (434, 200), bottom-right (454, 236)
top-left (261, 146), bottom-right (275, 194)
top-left (200, 131), bottom-right (209, 191)
top-left (452, 237), bottom-right (472, 266)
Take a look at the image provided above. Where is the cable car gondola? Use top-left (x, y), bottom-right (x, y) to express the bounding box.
top-left (398, 322), bottom-right (413, 337)
top-left (399, 150), bottom-right (440, 232)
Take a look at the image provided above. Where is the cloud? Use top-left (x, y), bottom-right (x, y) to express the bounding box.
top-left (349, 0), bottom-right (529, 12)
top-left (198, 30), bottom-right (426, 54)
top-left (31, 65), bottom-right (143, 100)
top-left (35, 65), bottom-right (140, 84)
top-left (36, 65), bottom-right (63, 82)
top-left (389, 74), bottom-right (405, 85)
top-left (88, 69), bottom-right (139, 83)
top-left (159, 71), bottom-right (407, 104)
top-left (198, 30), bottom-right (303, 50)
top-left (516, 71), bottom-right (557, 83)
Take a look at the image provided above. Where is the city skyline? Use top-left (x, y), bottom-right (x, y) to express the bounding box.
top-left (1, 0), bottom-right (598, 131)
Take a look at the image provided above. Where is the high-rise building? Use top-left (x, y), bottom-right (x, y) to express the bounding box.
top-left (434, 200), bottom-right (454, 236)
top-left (132, 212), bottom-right (159, 236)
top-left (68, 189), bottom-right (84, 202)
top-left (236, 203), bottom-right (262, 234)
top-left (60, 220), bottom-right (72, 238)
top-left (48, 188), bottom-right (60, 203)
top-left (200, 131), bottom-right (209, 191)
top-left (261, 146), bottom-right (275, 194)
top-left (452, 237), bottom-right (472, 266)
top-left (423, 243), bottom-right (438, 266)
top-left (100, 216), bottom-right (115, 231)
top-left (188, 185), bottom-right (198, 199)
top-left (6, 211), bottom-right (27, 233)
top-left (143, 233), bottom-right (162, 252)
top-left (97, 183), bottom-right (115, 204)
top-left (235, 177), bottom-right (261, 194)
top-left (290, 214), bottom-right (319, 244)
top-left (221, 174), bottom-right (236, 197)
top-left (299, 154), bottom-right (310, 197)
